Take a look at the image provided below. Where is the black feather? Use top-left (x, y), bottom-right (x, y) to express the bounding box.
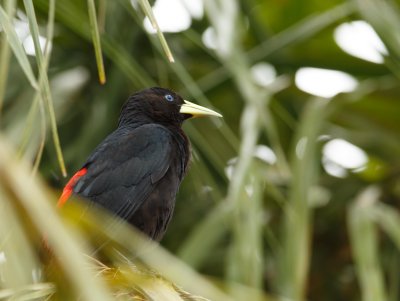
top-left (70, 88), bottom-right (191, 241)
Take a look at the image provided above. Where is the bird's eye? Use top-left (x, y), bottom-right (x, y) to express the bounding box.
top-left (164, 94), bottom-right (174, 102)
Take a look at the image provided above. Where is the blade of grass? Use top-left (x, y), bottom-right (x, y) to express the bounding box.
top-left (178, 201), bottom-right (231, 267)
top-left (87, 0), bottom-right (106, 84)
top-left (260, 104), bottom-right (290, 176)
top-left (0, 0), bottom-right (16, 118)
top-left (0, 37), bottom-right (11, 117)
top-left (278, 98), bottom-right (328, 300)
top-left (17, 95), bottom-right (40, 158)
top-left (223, 98), bottom-right (263, 290)
top-left (31, 93), bottom-right (46, 176)
top-left (17, 0), bottom-right (55, 164)
top-left (22, 0), bottom-right (46, 173)
top-left (0, 4), bottom-right (38, 90)
top-left (203, 2), bottom-right (271, 296)
top-left (44, 0), bottom-right (55, 55)
top-left (16, 91), bottom-right (46, 174)
top-left (136, 0), bottom-right (175, 62)
top-left (203, 0), bottom-right (268, 293)
top-left (370, 202), bottom-right (400, 301)
top-left (97, 0), bottom-right (106, 33)
top-left (370, 202), bottom-right (400, 253)
top-left (348, 187), bottom-right (388, 301)
top-left (31, 0), bottom-right (55, 172)
top-left (0, 137), bottom-right (114, 301)
top-left (226, 162), bottom-right (265, 294)
top-left (23, 0), bottom-right (67, 177)
top-left (0, 186), bottom-right (40, 288)
top-left (387, 249), bottom-right (400, 301)
top-left (224, 100), bottom-right (263, 288)
top-left (23, 0), bottom-right (44, 65)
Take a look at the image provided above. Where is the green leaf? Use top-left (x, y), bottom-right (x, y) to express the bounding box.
top-left (87, 0), bottom-right (106, 84)
top-left (23, 0), bottom-right (67, 177)
top-left (137, 0), bottom-right (175, 62)
top-left (0, 4), bottom-right (38, 90)
top-left (348, 187), bottom-right (388, 301)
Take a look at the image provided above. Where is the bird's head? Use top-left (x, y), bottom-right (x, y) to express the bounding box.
top-left (118, 87), bottom-right (222, 127)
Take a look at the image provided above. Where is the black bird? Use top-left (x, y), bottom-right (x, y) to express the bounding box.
top-left (58, 87), bottom-right (222, 241)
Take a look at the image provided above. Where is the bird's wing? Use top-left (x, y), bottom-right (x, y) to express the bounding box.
top-left (58, 124), bottom-right (174, 220)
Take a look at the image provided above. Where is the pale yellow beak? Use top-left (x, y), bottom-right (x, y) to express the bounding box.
top-left (179, 100), bottom-right (222, 118)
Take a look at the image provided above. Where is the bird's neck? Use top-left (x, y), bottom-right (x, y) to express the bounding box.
top-left (171, 127), bottom-right (191, 178)
top-left (119, 114), bottom-right (185, 131)
top-left (118, 111), bottom-right (152, 128)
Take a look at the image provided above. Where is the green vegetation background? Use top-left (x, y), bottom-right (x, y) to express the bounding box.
top-left (1, 0), bottom-right (400, 301)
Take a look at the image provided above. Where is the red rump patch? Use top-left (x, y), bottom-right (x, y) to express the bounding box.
top-left (57, 168), bottom-right (87, 208)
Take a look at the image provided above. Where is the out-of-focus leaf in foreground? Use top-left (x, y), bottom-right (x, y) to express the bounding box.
top-left (0, 135), bottom-right (236, 301)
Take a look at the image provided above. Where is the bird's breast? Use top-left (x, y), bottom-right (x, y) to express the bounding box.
top-left (128, 128), bottom-right (190, 240)
top-left (128, 148), bottom-right (185, 241)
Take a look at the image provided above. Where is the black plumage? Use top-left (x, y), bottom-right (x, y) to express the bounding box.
top-left (59, 87), bottom-right (221, 241)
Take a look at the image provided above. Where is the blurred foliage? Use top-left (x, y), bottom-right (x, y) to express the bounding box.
top-left (1, 0), bottom-right (400, 300)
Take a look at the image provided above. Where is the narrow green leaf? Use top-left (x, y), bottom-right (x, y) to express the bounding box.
top-left (45, 0), bottom-right (55, 56)
top-left (97, 0), bottom-right (106, 33)
top-left (0, 139), bottom-right (115, 301)
top-left (17, 95), bottom-right (40, 159)
top-left (23, 0), bottom-right (43, 65)
top-left (0, 38), bottom-right (11, 116)
top-left (279, 98), bottom-right (328, 300)
top-left (178, 201), bottom-right (230, 267)
top-left (87, 0), bottom-right (106, 84)
top-left (371, 203), bottom-right (400, 252)
top-left (348, 187), bottom-right (388, 301)
top-left (0, 187), bottom-right (40, 287)
top-left (23, 0), bottom-right (67, 177)
top-left (31, 94), bottom-right (46, 176)
top-left (0, 0), bottom-right (16, 116)
top-left (137, 0), bottom-right (175, 62)
top-left (227, 162), bottom-right (265, 293)
top-left (0, 4), bottom-right (38, 90)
